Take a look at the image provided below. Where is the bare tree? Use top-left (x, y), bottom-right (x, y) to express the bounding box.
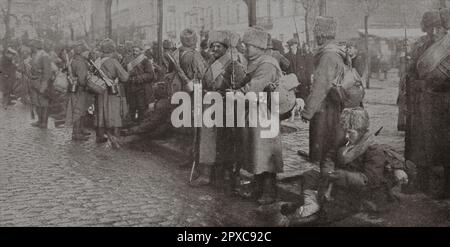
top-left (243, 0), bottom-right (257, 27)
top-left (1, 0), bottom-right (13, 52)
top-left (105, 0), bottom-right (113, 39)
top-left (299, 0), bottom-right (316, 46)
top-left (318, 0), bottom-right (326, 16)
top-left (358, 0), bottom-right (384, 89)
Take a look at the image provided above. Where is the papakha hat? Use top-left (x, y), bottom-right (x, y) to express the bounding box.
top-left (439, 8), bottom-right (450, 30)
top-left (421, 10), bottom-right (442, 31)
top-left (100, 38), bottom-right (116, 54)
top-left (340, 107), bottom-right (370, 132)
top-left (73, 40), bottom-right (90, 54)
top-left (163, 39), bottom-right (174, 49)
top-left (29, 38), bottom-right (44, 49)
top-left (287, 38), bottom-right (299, 46)
top-left (208, 30), bottom-right (231, 48)
top-left (313, 16), bottom-right (337, 39)
top-left (242, 27), bottom-right (270, 50)
top-left (180, 28), bottom-right (198, 48)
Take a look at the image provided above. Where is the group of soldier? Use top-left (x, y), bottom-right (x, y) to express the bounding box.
top-left (1, 8), bottom-right (449, 226)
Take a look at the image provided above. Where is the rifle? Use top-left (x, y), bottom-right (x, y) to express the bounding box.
top-left (292, 16), bottom-right (303, 47)
top-left (65, 51), bottom-right (77, 93)
top-left (324, 126), bottom-right (384, 201)
top-left (87, 59), bottom-right (117, 90)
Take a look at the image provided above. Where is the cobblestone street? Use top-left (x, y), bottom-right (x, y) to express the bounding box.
top-left (1, 73), bottom-right (450, 227)
top-left (0, 104), bottom-right (265, 227)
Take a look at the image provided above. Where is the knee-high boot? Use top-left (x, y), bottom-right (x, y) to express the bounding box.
top-left (40, 107), bottom-right (49, 129)
top-left (72, 120), bottom-right (89, 141)
top-left (96, 127), bottom-right (108, 143)
top-left (258, 173), bottom-right (277, 205)
top-left (31, 107), bottom-right (42, 127)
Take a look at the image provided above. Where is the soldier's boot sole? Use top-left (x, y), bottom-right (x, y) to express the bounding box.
top-left (189, 176), bottom-right (211, 187)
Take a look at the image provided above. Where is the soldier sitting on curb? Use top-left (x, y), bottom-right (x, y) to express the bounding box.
top-left (267, 107), bottom-right (415, 226)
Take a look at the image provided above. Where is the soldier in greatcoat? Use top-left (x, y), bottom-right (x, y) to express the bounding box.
top-left (232, 27), bottom-right (283, 205)
top-left (189, 30), bottom-right (246, 190)
top-left (94, 39), bottom-right (129, 143)
top-left (29, 39), bottom-right (53, 129)
top-left (300, 17), bottom-right (345, 165)
top-left (67, 41), bottom-right (91, 141)
top-left (126, 43), bottom-right (156, 123)
top-left (0, 48), bottom-right (18, 108)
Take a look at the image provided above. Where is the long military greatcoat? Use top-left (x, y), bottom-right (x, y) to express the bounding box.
top-left (66, 54), bottom-right (89, 125)
top-left (94, 55), bottom-right (129, 128)
top-left (29, 49), bottom-right (53, 108)
top-left (301, 42), bottom-right (346, 164)
top-left (237, 53), bottom-right (283, 175)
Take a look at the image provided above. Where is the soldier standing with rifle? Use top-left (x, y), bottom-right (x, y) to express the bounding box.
top-left (29, 39), bottom-right (53, 129)
top-left (67, 41), bottom-right (91, 141)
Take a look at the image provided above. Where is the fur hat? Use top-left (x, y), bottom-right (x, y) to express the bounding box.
top-left (242, 27), bottom-right (270, 50)
top-left (208, 30), bottom-right (231, 48)
top-left (313, 16), bottom-right (337, 39)
top-left (29, 38), bottom-right (44, 49)
top-left (180, 28), bottom-right (198, 48)
top-left (73, 40), bottom-right (90, 54)
top-left (440, 8), bottom-right (450, 30)
top-left (271, 39), bottom-right (284, 53)
top-left (340, 107), bottom-right (370, 132)
top-left (100, 38), bottom-right (116, 54)
top-left (163, 39), bottom-right (174, 49)
top-left (421, 11), bottom-right (442, 31)
top-left (6, 47), bottom-right (17, 55)
top-left (287, 38), bottom-right (298, 46)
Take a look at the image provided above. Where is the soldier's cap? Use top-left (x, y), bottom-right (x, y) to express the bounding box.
top-left (242, 27), bottom-right (270, 50)
top-left (6, 47), bottom-right (18, 55)
top-left (208, 30), bottom-right (231, 48)
top-left (313, 16), bottom-right (337, 39)
top-left (287, 38), bottom-right (299, 46)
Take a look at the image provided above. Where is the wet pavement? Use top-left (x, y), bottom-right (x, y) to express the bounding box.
top-left (0, 104), bottom-right (267, 227)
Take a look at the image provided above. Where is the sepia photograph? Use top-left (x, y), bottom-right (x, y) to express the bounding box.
top-left (0, 0), bottom-right (450, 233)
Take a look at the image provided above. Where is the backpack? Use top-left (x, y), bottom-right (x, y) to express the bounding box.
top-left (166, 49), bottom-right (195, 94)
top-left (332, 59), bottom-right (365, 109)
top-left (264, 59), bottom-right (300, 120)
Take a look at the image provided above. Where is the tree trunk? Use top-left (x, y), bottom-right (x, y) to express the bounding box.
top-left (70, 24), bottom-right (74, 41)
top-left (105, 0), bottom-right (113, 39)
top-left (3, 0), bottom-right (13, 53)
top-left (157, 0), bottom-right (163, 66)
top-left (305, 12), bottom-right (310, 46)
top-left (319, 0), bottom-right (326, 16)
top-left (364, 14), bottom-right (371, 89)
top-left (244, 0), bottom-right (257, 27)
